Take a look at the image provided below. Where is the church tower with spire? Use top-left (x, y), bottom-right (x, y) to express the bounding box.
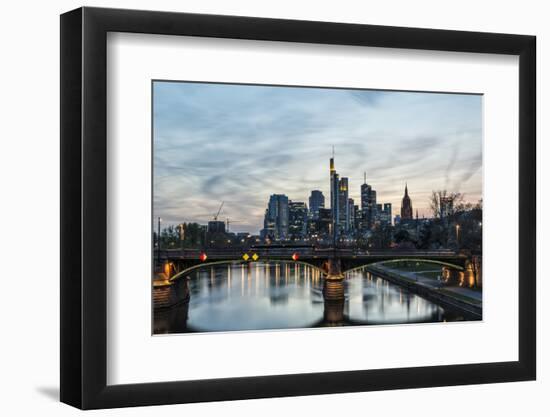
top-left (400, 183), bottom-right (413, 220)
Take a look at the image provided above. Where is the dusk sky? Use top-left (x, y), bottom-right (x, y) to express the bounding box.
top-left (153, 81), bottom-right (482, 234)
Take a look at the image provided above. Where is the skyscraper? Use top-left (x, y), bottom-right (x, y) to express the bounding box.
top-left (330, 153), bottom-right (340, 240)
top-left (383, 203), bottom-right (392, 226)
top-left (308, 190), bottom-right (325, 220)
top-left (401, 184), bottom-right (413, 220)
top-left (354, 205), bottom-right (361, 231)
top-left (261, 194), bottom-right (289, 240)
top-left (348, 198), bottom-right (356, 232)
top-left (374, 202), bottom-right (392, 226)
top-left (360, 176), bottom-right (369, 211)
top-left (316, 208), bottom-right (333, 237)
top-left (338, 177), bottom-right (349, 232)
top-left (288, 201), bottom-right (308, 240)
top-left (361, 173), bottom-right (377, 230)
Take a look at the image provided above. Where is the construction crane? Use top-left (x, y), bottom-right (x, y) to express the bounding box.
top-left (225, 218), bottom-right (242, 233)
top-left (213, 201), bottom-right (224, 221)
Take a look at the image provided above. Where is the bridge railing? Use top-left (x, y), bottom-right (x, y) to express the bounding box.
top-left (160, 247), bottom-right (461, 260)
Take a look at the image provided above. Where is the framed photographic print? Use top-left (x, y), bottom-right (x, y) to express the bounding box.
top-left (60, 6), bottom-right (536, 409)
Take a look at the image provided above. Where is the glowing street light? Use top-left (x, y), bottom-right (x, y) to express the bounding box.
top-left (156, 217), bottom-right (162, 266)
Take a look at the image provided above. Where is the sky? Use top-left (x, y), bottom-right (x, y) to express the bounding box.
top-left (153, 81), bottom-right (482, 234)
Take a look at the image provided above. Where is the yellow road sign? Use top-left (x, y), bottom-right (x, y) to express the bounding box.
top-left (242, 253), bottom-right (250, 261)
top-left (252, 253), bottom-right (259, 261)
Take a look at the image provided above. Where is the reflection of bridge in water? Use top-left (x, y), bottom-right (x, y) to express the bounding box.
top-left (153, 261), bottom-right (477, 334)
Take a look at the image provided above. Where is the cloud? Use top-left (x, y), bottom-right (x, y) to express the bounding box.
top-left (153, 81), bottom-right (482, 232)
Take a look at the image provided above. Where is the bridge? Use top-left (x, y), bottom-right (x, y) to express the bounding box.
top-left (158, 246), bottom-right (468, 283)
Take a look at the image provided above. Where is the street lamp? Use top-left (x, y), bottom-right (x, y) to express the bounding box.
top-left (455, 224), bottom-right (460, 248)
top-left (157, 217), bottom-right (162, 267)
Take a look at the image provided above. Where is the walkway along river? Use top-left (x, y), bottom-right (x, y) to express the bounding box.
top-left (153, 261), bottom-right (480, 334)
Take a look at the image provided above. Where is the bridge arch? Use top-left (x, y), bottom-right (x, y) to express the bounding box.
top-left (169, 259), bottom-right (327, 282)
top-left (341, 258), bottom-right (465, 275)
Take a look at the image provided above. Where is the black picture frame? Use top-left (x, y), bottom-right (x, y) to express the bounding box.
top-left (60, 6), bottom-right (536, 410)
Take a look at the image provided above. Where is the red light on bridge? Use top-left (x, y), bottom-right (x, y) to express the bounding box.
top-left (292, 253), bottom-right (299, 261)
top-left (199, 252), bottom-right (208, 262)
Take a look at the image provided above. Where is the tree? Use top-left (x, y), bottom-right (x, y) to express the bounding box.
top-left (183, 222), bottom-right (205, 247)
top-left (160, 225), bottom-right (179, 248)
top-left (455, 207), bottom-right (483, 253)
top-left (370, 225), bottom-right (392, 249)
top-left (159, 222), bottom-right (207, 249)
top-left (416, 222), bottom-right (432, 250)
top-left (394, 229), bottom-right (411, 244)
top-left (428, 222), bottom-right (449, 249)
top-left (456, 198), bottom-right (483, 213)
top-left (429, 190), bottom-right (464, 219)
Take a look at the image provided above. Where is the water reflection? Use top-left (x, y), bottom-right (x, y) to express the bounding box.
top-left (154, 262), bottom-right (472, 334)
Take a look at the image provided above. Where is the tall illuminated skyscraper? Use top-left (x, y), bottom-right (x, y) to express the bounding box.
top-left (330, 150), bottom-right (340, 241)
top-left (338, 177), bottom-right (349, 232)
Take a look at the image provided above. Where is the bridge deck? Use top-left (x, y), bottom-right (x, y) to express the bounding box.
top-left (161, 248), bottom-right (465, 261)
top-left (160, 248), bottom-right (468, 281)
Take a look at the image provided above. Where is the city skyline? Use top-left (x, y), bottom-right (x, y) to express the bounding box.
top-left (154, 81), bottom-right (482, 234)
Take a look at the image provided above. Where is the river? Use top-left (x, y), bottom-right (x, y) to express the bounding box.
top-left (153, 261), bottom-right (475, 334)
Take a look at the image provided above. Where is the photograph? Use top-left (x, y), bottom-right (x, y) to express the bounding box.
top-left (51, 2), bottom-right (539, 412)
top-left (152, 81), bottom-right (483, 334)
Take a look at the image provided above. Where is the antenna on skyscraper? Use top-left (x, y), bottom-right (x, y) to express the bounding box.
top-left (332, 145), bottom-right (335, 158)
top-left (364, 171), bottom-right (366, 184)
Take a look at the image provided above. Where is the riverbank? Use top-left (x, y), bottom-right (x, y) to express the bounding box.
top-left (366, 265), bottom-right (482, 319)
